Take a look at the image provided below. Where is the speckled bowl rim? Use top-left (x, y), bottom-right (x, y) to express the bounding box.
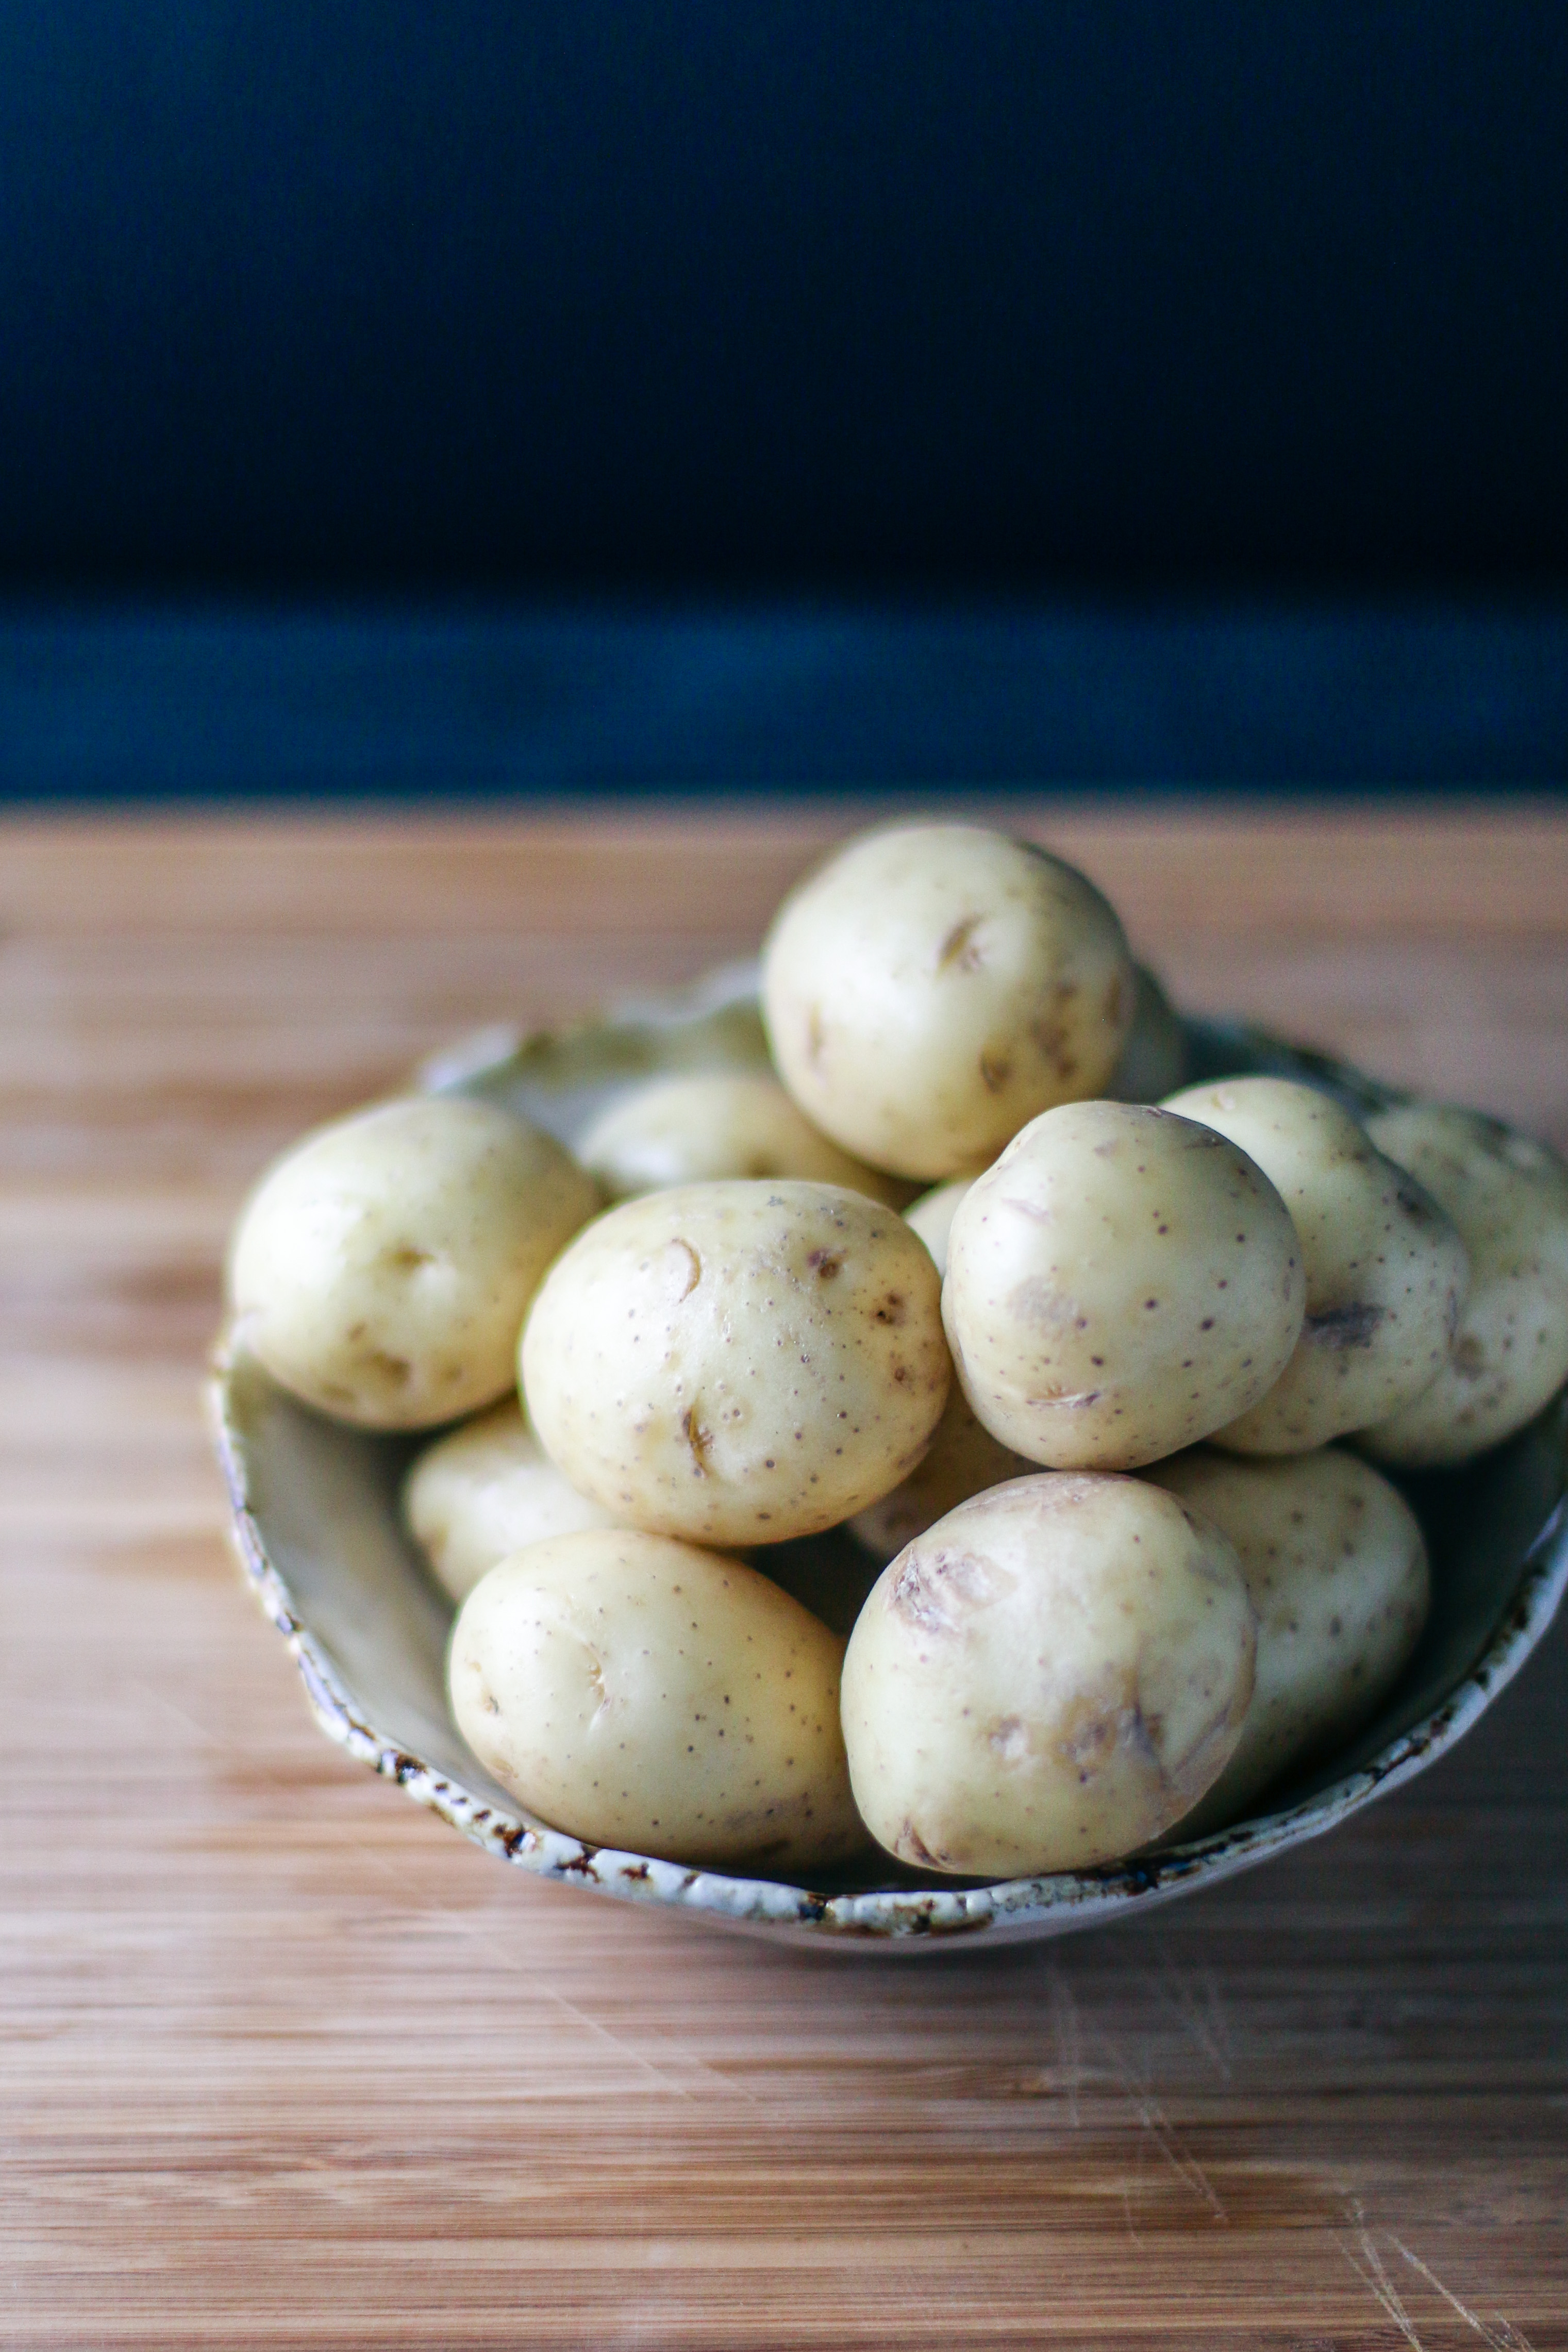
top-left (209, 982), bottom-right (1568, 1951)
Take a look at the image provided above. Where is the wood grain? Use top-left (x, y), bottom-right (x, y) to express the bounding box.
top-left (2, 805), bottom-right (1566, 2350)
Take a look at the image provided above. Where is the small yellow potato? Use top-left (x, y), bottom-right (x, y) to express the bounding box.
top-left (227, 1096), bottom-right (599, 1429)
top-left (1145, 1447), bottom-right (1429, 1833)
top-left (841, 1473), bottom-right (1256, 1875)
top-left (1105, 964), bottom-right (1188, 1103)
top-left (577, 1071), bottom-right (907, 1205)
top-left (1359, 1104), bottom-right (1568, 1466)
top-left (847, 1386), bottom-right (1035, 1564)
top-left (521, 1180), bottom-right (949, 1547)
top-left (404, 1398), bottom-right (618, 1603)
top-left (903, 1176), bottom-right (976, 1275)
top-left (448, 1528), bottom-right (865, 1871)
top-left (762, 822), bottom-right (1135, 1180)
top-left (1162, 1077), bottom-right (1469, 1453)
top-left (943, 1101), bottom-right (1304, 1470)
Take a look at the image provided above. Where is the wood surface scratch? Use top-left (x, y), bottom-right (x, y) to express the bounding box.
top-left (1395, 2238), bottom-right (1537, 2352)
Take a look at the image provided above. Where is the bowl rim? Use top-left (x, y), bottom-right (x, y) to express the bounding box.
top-left (208, 988), bottom-right (1568, 1950)
top-left (209, 1349), bottom-right (1568, 1948)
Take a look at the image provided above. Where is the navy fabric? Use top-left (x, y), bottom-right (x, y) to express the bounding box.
top-left (3, 608), bottom-right (1563, 800)
top-left (2, 3), bottom-right (1565, 597)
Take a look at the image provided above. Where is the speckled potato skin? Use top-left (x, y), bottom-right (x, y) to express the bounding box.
top-left (578, 1072), bottom-right (908, 1205)
top-left (448, 1529), bottom-right (865, 1871)
top-left (762, 823), bottom-right (1135, 1180)
top-left (521, 1180), bottom-right (949, 1547)
top-left (1359, 1104), bottom-right (1568, 1467)
top-left (841, 1474), bottom-right (1256, 1876)
top-left (943, 1102), bottom-right (1304, 1471)
top-left (1162, 1078), bottom-right (1470, 1454)
top-left (404, 1398), bottom-right (619, 1603)
top-left (227, 1096), bottom-right (600, 1429)
top-left (1144, 1446), bottom-right (1429, 1833)
top-left (904, 1176), bottom-right (977, 1276)
top-left (847, 1387), bottom-right (1035, 1565)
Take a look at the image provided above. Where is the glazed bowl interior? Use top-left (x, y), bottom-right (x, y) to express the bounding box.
top-left (212, 972), bottom-right (1568, 1949)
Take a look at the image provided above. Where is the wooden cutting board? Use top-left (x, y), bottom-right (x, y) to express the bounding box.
top-left (3, 805), bottom-right (1565, 2350)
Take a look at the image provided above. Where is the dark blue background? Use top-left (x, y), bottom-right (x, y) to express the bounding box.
top-left (3, 607), bottom-right (1563, 799)
top-left (3, 1), bottom-right (1566, 595)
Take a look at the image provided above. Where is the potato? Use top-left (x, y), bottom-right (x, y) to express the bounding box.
top-left (762, 822), bottom-right (1135, 1180)
top-left (1144, 1447), bottom-right (1429, 1833)
top-left (1105, 964), bottom-right (1188, 1103)
top-left (1162, 1077), bottom-right (1469, 1453)
top-left (943, 1101), bottom-right (1304, 1470)
top-left (448, 1528), bottom-right (864, 1870)
top-left (841, 1473), bottom-right (1256, 1875)
top-left (1359, 1104), bottom-right (1568, 1466)
top-left (521, 1180), bottom-right (949, 1547)
top-left (578, 1071), bottom-right (907, 1205)
top-left (903, 1176), bottom-right (976, 1276)
top-left (847, 1388), bottom-right (1034, 1565)
top-left (404, 1398), bottom-right (618, 1603)
top-left (227, 1096), bottom-right (599, 1428)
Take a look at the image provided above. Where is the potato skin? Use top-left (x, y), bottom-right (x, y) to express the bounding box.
top-left (227, 1096), bottom-right (599, 1428)
top-left (1144, 1447), bottom-right (1429, 1832)
top-left (578, 1072), bottom-right (909, 1206)
top-left (847, 1388), bottom-right (1034, 1565)
top-left (943, 1101), bottom-right (1304, 1470)
top-left (841, 1474), bottom-right (1256, 1875)
top-left (448, 1529), bottom-right (865, 1871)
top-left (1162, 1078), bottom-right (1469, 1453)
top-left (762, 823), bottom-right (1135, 1180)
top-left (404, 1398), bottom-right (618, 1603)
top-left (903, 1176), bottom-right (977, 1276)
top-left (1359, 1104), bottom-right (1568, 1466)
top-left (521, 1180), bottom-right (949, 1547)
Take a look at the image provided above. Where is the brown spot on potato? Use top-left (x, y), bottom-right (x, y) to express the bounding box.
top-left (668, 1238), bottom-right (702, 1298)
top-left (938, 913), bottom-right (986, 972)
top-left (889, 1546), bottom-right (1000, 1634)
top-left (1306, 1302), bottom-right (1386, 1350)
top-left (898, 1820), bottom-right (944, 1869)
top-left (681, 1406), bottom-right (714, 1476)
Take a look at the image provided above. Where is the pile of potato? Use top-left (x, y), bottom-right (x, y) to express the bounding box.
top-left (225, 822), bottom-right (1568, 1881)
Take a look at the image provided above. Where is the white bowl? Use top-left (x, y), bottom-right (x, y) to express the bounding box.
top-left (210, 969), bottom-right (1568, 1951)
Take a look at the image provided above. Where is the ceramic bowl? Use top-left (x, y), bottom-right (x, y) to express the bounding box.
top-left (210, 968), bottom-right (1568, 1951)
